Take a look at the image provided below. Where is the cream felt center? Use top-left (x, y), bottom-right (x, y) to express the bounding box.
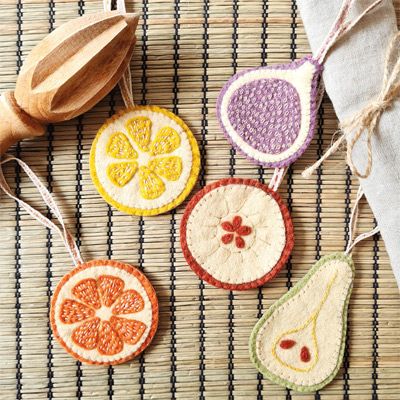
top-left (255, 258), bottom-right (353, 386)
top-left (185, 184), bottom-right (286, 284)
top-left (53, 263), bottom-right (153, 364)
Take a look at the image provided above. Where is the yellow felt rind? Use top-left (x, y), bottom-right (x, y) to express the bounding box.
top-left (90, 105), bottom-right (200, 216)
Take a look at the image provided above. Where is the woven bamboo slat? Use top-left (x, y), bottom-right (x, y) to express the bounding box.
top-left (0, 1), bottom-right (399, 399)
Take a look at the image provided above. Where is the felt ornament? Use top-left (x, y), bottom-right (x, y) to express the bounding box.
top-left (89, 1), bottom-right (200, 216)
top-left (249, 187), bottom-right (379, 392)
top-left (0, 10), bottom-right (139, 154)
top-left (180, 174), bottom-right (294, 290)
top-left (0, 156), bottom-right (159, 366)
top-left (216, 0), bottom-right (383, 168)
top-left (90, 105), bottom-right (200, 216)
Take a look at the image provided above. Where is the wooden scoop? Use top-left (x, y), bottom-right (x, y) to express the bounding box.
top-left (0, 11), bottom-right (139, 154)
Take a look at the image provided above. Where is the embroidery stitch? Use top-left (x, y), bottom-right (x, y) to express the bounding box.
top-left (90, 105), bottom-right (200, 216)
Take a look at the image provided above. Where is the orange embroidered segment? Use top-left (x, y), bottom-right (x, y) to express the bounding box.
top-left (149, 126), bottom-right (180, 156)
top-left (112, 289), bottom-right (145, 315)
top-left (107, 162), bottom-right (138, 187)
top-left (97, 321), bottom-right (124, 356)
top-left (60, 299), bottom-right (95, 324)
top-left (90, 105), bottom-right (200, 216)
top-left (72, 317), bottom-right (100, 350)
top-left (110, 316), bottom-right (147, 345)
top-left (72, 279), bottom-right (101, 309)
top-left (51, 259), bottom-right (159, 365)
top-left (97, 275), bottom-right (125, 307)
top-left (148, 156), bottom-right (182, 181)
top-left (107, 132), bottom-right (138, 159)
top-left (139, 166), bottom-right (166, 200)
top-left (125, 116), bottom-right (152, 152)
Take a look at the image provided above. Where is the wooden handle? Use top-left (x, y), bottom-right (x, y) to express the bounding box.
top-left (0, 92), bottom-right (45, 154)
top-left (0, 11), bottom-right (139, 155)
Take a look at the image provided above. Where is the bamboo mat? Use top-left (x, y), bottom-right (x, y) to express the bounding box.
top-left (0, 0), bottom-right (399, 399)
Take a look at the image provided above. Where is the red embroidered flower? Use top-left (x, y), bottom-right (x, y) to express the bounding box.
top-left (59, 275), bottom-right (147, 356)
top-left (221, 215), bottom-right (252, 249)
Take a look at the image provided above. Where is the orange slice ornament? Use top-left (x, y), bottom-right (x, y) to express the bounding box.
top-left (90, 106), bottom-right (200, 216)
top-left (0, 157), bottom-right (159, 366)
top-left (51, 260), bottom-right (158, 365)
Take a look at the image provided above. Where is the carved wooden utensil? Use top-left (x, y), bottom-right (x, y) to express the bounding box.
top-left (0, 10), bottom-right (139, 154)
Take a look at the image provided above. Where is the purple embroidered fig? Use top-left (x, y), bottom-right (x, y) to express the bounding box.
top-left (217, 57), bottom-right (323, 168)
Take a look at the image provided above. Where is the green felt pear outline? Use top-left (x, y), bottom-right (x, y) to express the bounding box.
top-left (249, 252), bottom-right (354, 393)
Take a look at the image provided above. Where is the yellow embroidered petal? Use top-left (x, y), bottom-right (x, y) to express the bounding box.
top-left (139, 166), bottom-right (165, 200)
top-left (107, 162), bottom-right (138, 187)
top-left (148, 156), bottom-right (182, 181)
top-left (125, 116), bottom-right (152, 152)
top-left (149, 126), bottom-right (181, 156)
top-left (107, 132), bottom-right (138, 159)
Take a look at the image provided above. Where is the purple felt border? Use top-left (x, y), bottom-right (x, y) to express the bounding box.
top-left (216, 56), bottom-right (324, 168)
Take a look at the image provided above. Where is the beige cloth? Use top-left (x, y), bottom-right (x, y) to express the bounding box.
top-left (297, 0), bottom-right (400, 286)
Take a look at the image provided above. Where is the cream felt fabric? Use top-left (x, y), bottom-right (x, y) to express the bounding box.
top-left (297, 0), bottom-right (400, 286)
top-left (251, 254), bottom-right (354, 391)
top-left (185, 184), bottom-right (286, 284)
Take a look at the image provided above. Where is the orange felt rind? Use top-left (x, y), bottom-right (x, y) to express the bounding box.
top-left (50, 259), bottom-right (159, 365)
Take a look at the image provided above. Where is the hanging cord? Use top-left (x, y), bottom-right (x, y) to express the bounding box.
top-left (304, 10), bottom-right (400, 180)
top-left (315, 0), bottom-right (383, 64)
top-left (268, 167), bottom-right (287, 192)
top-left (344, 186), bottom-right (379, 255)
top-left (103, 0), bottom-right (135, 108)
top-left (0, 156), bottom-right (83, 266)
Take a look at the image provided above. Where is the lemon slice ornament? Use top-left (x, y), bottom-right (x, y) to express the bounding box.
top-left (90, 106), bottom-right (200, 216)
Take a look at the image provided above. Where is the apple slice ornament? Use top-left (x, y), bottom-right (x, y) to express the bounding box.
top-left (180, 178), bottom-right (294, 290)
top-left (216, 0), bottom-right (383, 167)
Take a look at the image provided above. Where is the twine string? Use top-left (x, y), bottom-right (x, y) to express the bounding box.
top-left (103, 0), bottom-right (135, 108)
top-left (304, 31), bottom-right (400, 179)
top-left (0, 156), bottom-right (83, 266)
top-left (315, 0), bottom-right (384, 64)
top-left (345, 186), bottom-right (379, 255)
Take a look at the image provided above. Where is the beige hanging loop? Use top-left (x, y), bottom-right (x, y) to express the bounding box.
top-left (104, 0), bottom-right (135, 108)
top-left (303, 31), bottom-right (400, 179)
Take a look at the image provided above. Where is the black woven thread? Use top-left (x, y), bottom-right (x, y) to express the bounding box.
top-left (256, 2), bottom-right (269, 398)
top-left (106, 91), bottom-right (116, 400)
top-left (45, 2), bottom-right (56, 398)
top-left (284, 2), bottom-right (297, 398)
top-left (138, 0), bottom-right (149, 397)
top-left (169, 1), bottom-right (180, 397)
top-left (227, 2), bottom-right (239, 398)
top-left (372, 225), bottom-right (379, 399)
top-left (74, 3), bottom-right (85, 397)
top-left (15, 1), bottom-right (23, 398)
top-left (314, 99), bottom-right (324, 400)
top-left (198, 0), bottom-right (209, 397)
top-left (342, 166), bottom-right (351, 399)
